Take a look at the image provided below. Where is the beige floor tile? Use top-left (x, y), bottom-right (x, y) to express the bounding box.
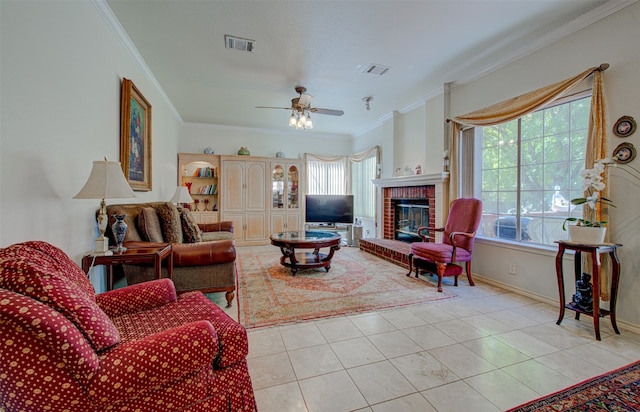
top-left (247, 351), bottom-right (297, 390)
top-left (330, 336), bottom-right (385, 368)
top-left (464, 369), bottom-right (540, 410)
top-left (429, 343), bottom-right (497, 379)
top-left (367, 330), bottom-right (423, 359)
top-left (247, 327), bottom-right (286, 358)
top-left (288, 344), bottom-right (344, 380)
top-left (379, 308), bottom-right (428, 329)
top-left (348, 312), bottom-right (397, 335)
top-left (493, 330), bottom-right (559, 357)
top-left (536, 350), bottom-right (606, 382)
top-left (370, 393), bottom-right (437, 412)
top-left (347, 360), bottom-right (416, 405)
top-left (401, 324), bottom-right (457, 350)
top-left (432, 318), bottom-right (489, 342)
top-left (299, 370), bottom-right (368, 412)
top-left (315, 317), bottom-right (364, 342)
top-left (564, 341), bottom-right (632, 371)
top-left (521, 322), bottom-right (594, 350)
top-left (279, 323), bottom-right (327, 351)
top-left (462, 336), bottom-right (531, 368)
top-left (254, 381), bottom-right (308, 412)
top-left (460, 313), bottom-right (515, 335)
top-left (390, 351), bottom-right (459, 391)
top-left (412, 304), bottom-right (456, 324)
top-left (502, 359), bottom-right (575, 395)
top-left (421, 380), bottom-right (501, 412)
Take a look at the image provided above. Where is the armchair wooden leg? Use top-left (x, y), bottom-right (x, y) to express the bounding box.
top-left (406, 253), bottom-right (414, 277)
top-left (435, 262), bottom-right (446, 292)
top-left (225, 291), bottom-right (235, 307)
top-left (465, 262), bottom-right (475, 286)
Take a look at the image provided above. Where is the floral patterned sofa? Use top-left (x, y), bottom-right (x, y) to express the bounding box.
top-left (0, 241), bottom-right (256, 412)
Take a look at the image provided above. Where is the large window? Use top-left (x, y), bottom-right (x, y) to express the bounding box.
top-left (306, 159), bottom-right (346, 195)
top-left (476, 93), bottom-right (591, 245)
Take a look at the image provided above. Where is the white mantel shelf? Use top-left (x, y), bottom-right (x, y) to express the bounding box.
top-left (372, 172), bottom-right (449, 188)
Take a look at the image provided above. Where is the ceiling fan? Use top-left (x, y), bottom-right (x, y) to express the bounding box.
top-left (255, 86), bottom-right (344, 129)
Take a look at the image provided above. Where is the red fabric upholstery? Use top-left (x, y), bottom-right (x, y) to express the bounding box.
top-left (0, 241), bottom-right (256, 412)
top-left (0, 241), bottom-right (120, 351)
top-left (407, 198), bottom-right (483, 292)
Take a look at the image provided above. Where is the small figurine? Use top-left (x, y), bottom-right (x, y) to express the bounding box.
top-left (204, 147), bottom-right (215, 154)
top-left (415, 165), bottom-right (422, 175)
top-left (238, 146), bottom-right (250, 156)
top-left (572, 273), bottom-right (593, 312)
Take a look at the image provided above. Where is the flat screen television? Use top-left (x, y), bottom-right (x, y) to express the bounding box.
top-left (305, 195), bottom-right (354, 225)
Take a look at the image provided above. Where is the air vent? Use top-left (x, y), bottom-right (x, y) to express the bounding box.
top-left (224, 35), bottom-right (255, 53)
top-left (363, 64), bottom-right (392, 75)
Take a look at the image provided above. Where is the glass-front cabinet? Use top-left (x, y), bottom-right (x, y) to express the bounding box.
top-left (270, 161), bottom-right (303, 232)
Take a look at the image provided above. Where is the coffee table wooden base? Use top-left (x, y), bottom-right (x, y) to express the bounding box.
top-left (271, 231), bottom-right (342, 275)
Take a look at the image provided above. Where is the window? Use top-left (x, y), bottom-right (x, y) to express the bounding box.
top-left (306, 159), bottom-right (346, 195)
top-left (476, 93), bottom-right (591, 245)
top-left (351, 155), bottom-right (377, 220)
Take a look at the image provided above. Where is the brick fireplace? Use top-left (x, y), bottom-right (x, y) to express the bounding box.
top-left (360, 173), bottom-right (449, 268)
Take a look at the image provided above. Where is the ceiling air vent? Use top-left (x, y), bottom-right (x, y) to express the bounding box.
top-left (224, 35), bottom-right (255, 53)
top-left (363, 64), bottom-right (392, 76)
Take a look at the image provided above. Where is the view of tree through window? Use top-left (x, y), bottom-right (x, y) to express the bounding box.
top-left (476, 94), bottom-right (591, 245)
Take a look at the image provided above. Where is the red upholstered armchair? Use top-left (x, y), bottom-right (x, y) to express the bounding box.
top-left (0, 241), bottom-right (256, 412)
top-left (407, 198), bottom-right (483, 292)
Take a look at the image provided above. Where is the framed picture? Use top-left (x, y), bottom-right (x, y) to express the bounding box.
top-left (612, 115), bottom-right (636, 138)
top-left (612, 142), bottom-right (636, 164)
top-left (120, 78), bottom-right (152, 191)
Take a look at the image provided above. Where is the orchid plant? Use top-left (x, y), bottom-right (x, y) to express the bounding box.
top-left (563, 159), bottom-right (615, 230)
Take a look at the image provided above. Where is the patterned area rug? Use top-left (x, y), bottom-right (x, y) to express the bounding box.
top-left (236, 245), bottom-right (456, 329)
top-left (507, 360), bottom-right (640, 411)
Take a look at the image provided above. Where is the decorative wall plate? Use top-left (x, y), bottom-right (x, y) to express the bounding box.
top-left (612, 142), bottom-right (636, 164)
top-left (613, 116), bottom-right (636, 137)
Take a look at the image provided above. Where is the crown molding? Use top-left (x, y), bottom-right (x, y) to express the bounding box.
top-left (91, 0), bottom-right (182, 122)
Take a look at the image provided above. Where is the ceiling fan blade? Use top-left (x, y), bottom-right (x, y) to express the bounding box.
top-left (310, 108), bottom-right (344, 116)
top-left (255, 106), bottom-right (293, 110)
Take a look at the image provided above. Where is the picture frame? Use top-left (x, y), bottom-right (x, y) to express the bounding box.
top-left (120, 78), bottom-right (152, 191)
top-left (612, 142), bottom-right (636, 164)
top-left (612, 115), bottom-right (636, 138)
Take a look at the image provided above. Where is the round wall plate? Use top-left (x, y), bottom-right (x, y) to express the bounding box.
top-left (613, 116), bottom-right (636, 137)
top-left (612, 142), bottom-right (636, 164)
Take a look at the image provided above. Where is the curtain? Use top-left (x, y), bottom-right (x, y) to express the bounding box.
top-left (350, 146), bottom-right (380, 220)
top-left (447, 65), bottom-right (609, 299)
top-left (304, 153), bottom-right (348, 195)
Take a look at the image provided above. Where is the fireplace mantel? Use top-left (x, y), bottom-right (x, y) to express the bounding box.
top-left (372, 172), bottom-right (449, 188)
top-left (372, 172), bottom-right (449, 239)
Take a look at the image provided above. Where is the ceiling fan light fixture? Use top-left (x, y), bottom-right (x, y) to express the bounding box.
top-left (305, 113), bottom-right (313, 129)
top-left (289, 111), bottom-right (297, 127)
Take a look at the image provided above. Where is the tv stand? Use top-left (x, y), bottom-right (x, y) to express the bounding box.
top-left (305, 223), bottom-right (353, 246)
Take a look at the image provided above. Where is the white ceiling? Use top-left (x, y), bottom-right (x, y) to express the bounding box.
top-left (106, 0), bottom-right (621, 137)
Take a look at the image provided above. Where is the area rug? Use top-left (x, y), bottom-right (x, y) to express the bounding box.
top-left (235, 245), bottom-right (456, 329)
top-left (507, 360), bottom-right (640, 411)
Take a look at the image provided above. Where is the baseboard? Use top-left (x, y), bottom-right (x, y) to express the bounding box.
top-left (472, 273), bottom-right (640, 335)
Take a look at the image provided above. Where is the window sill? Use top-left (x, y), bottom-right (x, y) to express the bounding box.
top-left (475, 236), bottom-right (570, 257)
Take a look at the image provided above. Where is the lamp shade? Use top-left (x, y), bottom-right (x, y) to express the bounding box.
top-left (171, 186), bottom-right (194, 204)
top-left (74, 160), bottom-right (136, 200)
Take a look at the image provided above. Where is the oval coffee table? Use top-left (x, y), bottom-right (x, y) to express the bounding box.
top-left (270, 231), bottom-right (341, 275)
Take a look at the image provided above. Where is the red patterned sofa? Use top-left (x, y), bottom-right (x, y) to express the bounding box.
top-left (0, 241), bottom-right (256, 412)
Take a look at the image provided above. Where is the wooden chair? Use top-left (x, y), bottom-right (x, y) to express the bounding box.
top-left (407, 198), bottom-right (483, 292)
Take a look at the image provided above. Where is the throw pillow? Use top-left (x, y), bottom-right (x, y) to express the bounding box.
top-left (0, 241), bottom-right (121, 352)
top-left (180, 208), bottom-right (203, 243)
top-left (137, 207), bottom-right (164, 243)
top-left (154, 202), bottom-right (183, 244)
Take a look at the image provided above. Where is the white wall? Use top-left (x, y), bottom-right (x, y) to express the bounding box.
top-left (0, 1), bottom-right (183, 291)
top-left (180, 123), bottom-right (353, 158)
top-left (450, 3), bottom-right (640, 328)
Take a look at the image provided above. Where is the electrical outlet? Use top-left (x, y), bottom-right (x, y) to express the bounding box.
top-left (508, 263), bottom-right (517, 275)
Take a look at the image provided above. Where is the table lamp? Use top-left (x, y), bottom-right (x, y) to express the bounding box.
top-left (171, 185), bottom-right (194, 209)
top-left (74, 158), bottom-right (136, 253)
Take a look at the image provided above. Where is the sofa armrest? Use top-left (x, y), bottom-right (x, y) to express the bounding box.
top-left (198, 221), bottom-right (234, 233)
top-left (88, 320), bottom-right (218, 405)
top-left (96, 278), bottom-right (177, 317)
top-left (172, 240), bottom-right (236, 267)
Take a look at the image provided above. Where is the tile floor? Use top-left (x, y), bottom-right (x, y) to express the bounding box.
top-left (209, 246), bottom-right (640, 412)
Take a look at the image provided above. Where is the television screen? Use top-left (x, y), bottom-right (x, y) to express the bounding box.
top-left (305, 195), bottom-right (354, 225)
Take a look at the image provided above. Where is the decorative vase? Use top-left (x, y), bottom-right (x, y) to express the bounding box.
top-left (112, 214), bottom-right (128, 252)
top-left (567, 225), bottom-right (606, 244)
top-left (237, 146), bottom-right (250, 156)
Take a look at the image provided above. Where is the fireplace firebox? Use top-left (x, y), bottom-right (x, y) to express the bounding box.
top-left (393, 198), bottom-right (429, 243)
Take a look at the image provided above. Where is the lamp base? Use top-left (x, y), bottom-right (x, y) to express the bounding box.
top-left (95, 236), bottom-right (109, 253)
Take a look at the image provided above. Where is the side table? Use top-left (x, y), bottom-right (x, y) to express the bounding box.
top-left (555, 240), bottom-right (622, 340)
top-left (82, 244), bottom-right (173, 291)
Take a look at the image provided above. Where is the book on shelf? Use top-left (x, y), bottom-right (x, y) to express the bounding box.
top-left (192, 167), bottom-right (218, 178)
top-left (197, 184), bottom-right (217, 195)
